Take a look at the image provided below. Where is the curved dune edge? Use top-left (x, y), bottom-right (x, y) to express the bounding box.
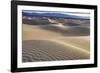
top-left (22, 24), bottom-right (90, 40)
top-left (44, 39), bottom-right (90, 54)
top-left (22, 24), bottom-right (90, 51)
top-left (58, 37), bottom-right (90, 51)
top-left (22, 24), bottom-right (90, 62)
top-left (24, 39), bottom-right (89, 54)
top-left (22, 39), bottom-right (90, 62)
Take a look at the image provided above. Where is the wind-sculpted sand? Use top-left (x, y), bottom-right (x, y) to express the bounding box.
top-left (22, 40), bottom-right (89, 62)
top-left (22, 24), bottom-right (90, 62)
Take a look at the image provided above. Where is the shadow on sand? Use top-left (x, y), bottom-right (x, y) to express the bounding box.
top-left (22, 18), bottom-right (90, 36)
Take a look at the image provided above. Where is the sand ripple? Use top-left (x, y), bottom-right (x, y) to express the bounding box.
top-left (22, 40), bottom-right (90, 62)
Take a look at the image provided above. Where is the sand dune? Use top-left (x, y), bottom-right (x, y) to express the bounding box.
top-left (22, 24), bottom-right (90, 62)
top-left (22, 24), bottom-right (89, 40)
top-left (58, 37), bottom-right (90, 51)
top-left (40, 25), bottom-right (89, 36)
top-left (22, 40), bottom-right (90, 62)
top-left (22, 17), bottom-right (90, 27)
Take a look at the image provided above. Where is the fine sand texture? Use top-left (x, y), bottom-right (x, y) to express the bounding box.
top-left (22, 24), bottom-right (90, 62)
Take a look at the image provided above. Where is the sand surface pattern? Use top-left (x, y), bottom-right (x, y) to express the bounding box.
top-left (22, 23), bottom-right (90, 62)
top-left (22, 40), bottom-right (89, 62)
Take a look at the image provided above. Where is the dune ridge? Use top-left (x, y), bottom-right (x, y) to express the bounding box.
top-left (22, 40), bottom-right (90, 62)
top-left (22, 24), bottom-right (90, 62)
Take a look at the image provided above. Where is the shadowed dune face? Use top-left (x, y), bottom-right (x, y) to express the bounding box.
top-left (22, 18), bottom-right (50, 25)
top-left (22, 17), bottom-right (90, 27)
top-left (39, 26), bottom-right (90, 36)
top-left (22, 24), bottom-right (90, 39)
top-left (22, 16), bottom-right (90, 62)
top-left (22, 16), bottom-right (90, 36)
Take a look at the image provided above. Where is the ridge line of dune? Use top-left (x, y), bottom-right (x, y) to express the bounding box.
top-left (28, 39), bottom-right (89, 54)
top-left (50, 39), bottom-right (90, 54)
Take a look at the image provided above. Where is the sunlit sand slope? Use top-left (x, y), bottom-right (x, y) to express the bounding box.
top-left (23, 24), bottom-right (89, 39)
top-left (22, 40), bottom-right (89, 62)
top-left (58, 37), bottom-right (90, 51)
top-left (22, 24), bottom-right (90, 62)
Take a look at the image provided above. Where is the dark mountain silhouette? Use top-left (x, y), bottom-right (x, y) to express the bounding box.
top-left (22, 11), bottom-right (90, 20)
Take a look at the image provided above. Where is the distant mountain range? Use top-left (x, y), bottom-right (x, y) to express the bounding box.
top-left (22, 10), bottom-right (90, 20)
